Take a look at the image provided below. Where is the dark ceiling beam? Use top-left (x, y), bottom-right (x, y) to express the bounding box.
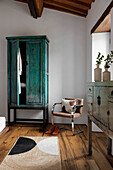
top-left (28, 0), bottom-right (37, 18)
top-left (44, 3), bottom-right (87, 17)
top-left (15, 0), bottom-right (95, 5)
top-left (15, 0), bottom-right (43, 18)
top-left (76, 0), bottom-right (95, 4)
top-left (44, 0), bottom-right (87, 16)
top-left (15, 0), bottom-right (91, 8)
top-left (14, 0), bottom-right (94, 18)
top-left (33, 0), bottom-right (43, 17)
top-left (46, 0), bottom-right (91, 10)
top-left (66, 0), bottom-right (91, 7)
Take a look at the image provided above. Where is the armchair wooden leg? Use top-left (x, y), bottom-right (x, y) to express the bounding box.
top-left (52, 114), bottom-right (54, 125)
top-left (72, 116), bottom-right (74, 132)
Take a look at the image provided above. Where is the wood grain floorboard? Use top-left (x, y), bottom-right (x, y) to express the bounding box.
top-left (0, 124), bottom-right (113, 170)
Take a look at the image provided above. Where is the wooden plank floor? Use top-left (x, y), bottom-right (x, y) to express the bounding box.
top-left (0, 124), bottom-right (113, 170)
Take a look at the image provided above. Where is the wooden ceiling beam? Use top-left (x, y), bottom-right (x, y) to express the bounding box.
top-left (44, 3), bottom-right (86, 17)
top-left (15, 0), bottom-right (93, 7)
top-left (28, 0), bottom-right (37, 18)
top-left (44, 0), bottom-right (87, 16)
top-left (66, 0), bottom-right (92, 6)
top-left (14, 0), bottom-right (94, 18)
top-left (75, 0), bottom-right (95, 4)
top-left (15, 0), bottom-right (95, 4)
top-left (45, 0), bottom-right (91, 10)
top-left (33, 0), bottom-right (43, 17)
top-left (15, 0), bottom-right (43, 18)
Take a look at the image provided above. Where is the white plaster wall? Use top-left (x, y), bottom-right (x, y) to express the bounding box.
top-left (0, 0), bottom-right (87, 124)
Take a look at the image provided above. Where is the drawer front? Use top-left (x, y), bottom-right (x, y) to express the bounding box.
top-left (99, 87), bottom-right (109, 127)
top-left (93, 86), bottom-right (100, 120)
top-left (88, 86), bottom-right (93, 95)
top-left (87, 95), bottom-right (93, 103)
top-left (108, 101), bottom-right (113, 131)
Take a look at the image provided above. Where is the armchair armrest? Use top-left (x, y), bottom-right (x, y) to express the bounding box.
top-left (72, 104), bottom-right (83, 113)
top-left (76, 104), bottom-right (83, 108)
top-left (52, 103), bottom-right (62, 114)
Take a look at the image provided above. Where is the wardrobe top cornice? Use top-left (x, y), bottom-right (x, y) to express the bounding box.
top-left (6, 35), bottom-right (49, 42)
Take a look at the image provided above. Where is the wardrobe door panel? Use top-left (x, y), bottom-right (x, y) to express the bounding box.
top-left (87, 95), bottom-right (93, 115)
top-left (10, 40), bottom-right (19, 105)
top-left (26, 40), bottom-right (43, 105)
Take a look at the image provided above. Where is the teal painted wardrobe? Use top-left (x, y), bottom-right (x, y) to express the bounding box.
top-left (6, 36), bottom-right (49, 125)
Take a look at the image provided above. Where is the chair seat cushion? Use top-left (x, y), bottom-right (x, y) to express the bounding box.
top-left (53, 112), bottom-right (81, 118)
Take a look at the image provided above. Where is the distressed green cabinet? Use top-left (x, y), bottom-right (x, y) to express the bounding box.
top-left (87, 82), bottom-right (113, 155)
top-left (7, 36), bottom-right (49, 124)
top-left (87, 82), bottom-right (113, 129)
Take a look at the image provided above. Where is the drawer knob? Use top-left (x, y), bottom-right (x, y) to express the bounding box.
top-left (26, 61), bottom-right (29, 65)
top-left (111, 91), bottom-right (113, 96)
top-left (89, 88), bottom-right (91, 91)
top-left (107, 110), bottom-right (110, 116)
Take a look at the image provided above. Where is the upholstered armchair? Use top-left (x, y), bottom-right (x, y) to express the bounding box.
top-left (51, 98), bottom-right (84, 135)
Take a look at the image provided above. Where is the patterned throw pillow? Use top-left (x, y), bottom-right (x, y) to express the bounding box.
top-left (62, 99), bottom-right (76, 113)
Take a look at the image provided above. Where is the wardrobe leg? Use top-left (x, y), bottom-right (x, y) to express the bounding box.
top-left (46, 107), bottom-right (48, 124)
top-left (14, 108), bottom-right (16, 123)
top-left (42, 108), bottom-right (46, 133)
top-left (8, 106), bottom-right (10, 126)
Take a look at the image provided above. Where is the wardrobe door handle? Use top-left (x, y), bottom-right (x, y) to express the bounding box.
top-left (111, 91), bottom-right (113, 96)
top-left (26, 61), bottom-right (28, 65)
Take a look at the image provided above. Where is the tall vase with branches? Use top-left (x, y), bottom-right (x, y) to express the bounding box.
top-left (94, 52), bottom-right (104, 82)
top-left (103, 52), bottom-right (112, 81)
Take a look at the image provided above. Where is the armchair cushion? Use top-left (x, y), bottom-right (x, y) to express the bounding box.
top-left (62, 99), bottom-right (76, 113)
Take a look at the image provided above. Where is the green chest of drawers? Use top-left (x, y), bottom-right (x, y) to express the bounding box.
top-left (87, 82), bottom-right (113, 132)
top-left (87, 82), bottom-right (113, 155)
top-left (6, 36), bottom-right (49, 125)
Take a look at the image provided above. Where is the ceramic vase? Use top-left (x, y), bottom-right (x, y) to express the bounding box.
top-left (103, 68), bottom-right (110, 81)
top-left (94, 64), bottom-right (102, 82)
